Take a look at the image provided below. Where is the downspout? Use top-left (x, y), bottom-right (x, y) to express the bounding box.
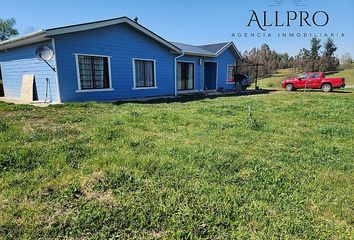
top-left (174, 52), bottom-right (185, 96)
top-left (51, 37), bottom-right (62, 103)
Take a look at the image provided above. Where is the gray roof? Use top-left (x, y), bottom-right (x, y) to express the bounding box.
top-left (0, 16), bottom-right (241, 58)
top-left (198, 42), bottom-right (229, 54)
top-left (171, 42), bottom-right (215, 56)
top-left (171, 41), bottom-right (241, 58)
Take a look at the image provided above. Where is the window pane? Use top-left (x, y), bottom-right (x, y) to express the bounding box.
top-left (78, 55), bottom-right (110, 90)
top-left (135, 60), bottom-right (155, 88)
top-left (177, 63), bottom-right (182, 90)
top-left (135, 60), bottom-right (145, 87)
top-left (177, 62), bottom-right (194, 91)
top-left (93, 57), bottom-right (104, 88)
top-left (79, 56), bottom-right (93, 89)
top-left (187, 63), bottom-right (194, 89)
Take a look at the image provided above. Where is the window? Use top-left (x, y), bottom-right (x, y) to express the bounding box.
top-left (299, 74), bottom-right (309, 80)
top-left (311, 73), bottom-right (320, 79)
top-left (76, 55), bottom-right (111, 90)
top-left (227, 65), bottom-right (236, 83)
top-left (177, 62), bottom-right (194, 91)
top-left (134, 59), bottom-right (156, 88)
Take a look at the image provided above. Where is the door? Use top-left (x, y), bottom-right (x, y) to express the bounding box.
top-left (295, 73), bottom-right (309, 89)
top-left (307, 73), bottom-right (321, 88)
top-left (204, 62), bottom-right (217, 90)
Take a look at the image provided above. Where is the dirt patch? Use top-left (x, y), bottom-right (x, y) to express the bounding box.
top-left (81, 172), bottom-right (115, 203)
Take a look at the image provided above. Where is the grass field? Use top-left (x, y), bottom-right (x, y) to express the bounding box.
top-left (0, 91), bottom-right (353, 239)
top-left (257, 64), bottom-right (354, 89)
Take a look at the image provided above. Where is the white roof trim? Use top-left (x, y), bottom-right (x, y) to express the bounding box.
top-left (215, 42), bottom-right (242, 59)
top-left (181, 51), bottom-right (216, 57)
top-left (45, 17), bottom-right (181, 53)
top-left (0, 17), bottom-right (181, 53)
top-left (0, 31), bottom-right (47, 51)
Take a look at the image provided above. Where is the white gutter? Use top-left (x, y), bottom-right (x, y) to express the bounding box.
top-left (0, 30), bottom-right (47, 51)
top-left (51, 38), bottom-right (62, 103)
top-left (174, 52), bottom-right (185, 96)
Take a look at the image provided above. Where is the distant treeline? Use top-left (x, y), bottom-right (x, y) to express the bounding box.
top-left (241, 38), bottom-right (352, 79)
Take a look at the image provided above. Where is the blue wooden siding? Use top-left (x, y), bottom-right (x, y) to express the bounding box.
top-left (179, 47), bottom-right (239, 92)
top-left (54, 23), bottom-right (176, 102)
top-left (205, 47), bottom-right (239, 91)
top-left (0, 41), bottom-right (59, 102)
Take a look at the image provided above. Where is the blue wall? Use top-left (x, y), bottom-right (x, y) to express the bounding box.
top-left (54, 23), bottom-right (177, 102)
top-left (0, 24), bottom-right (239, 103)
top-left (178, 47), bottom-right (239, 92)
top-left (0, 41), bottom-right (59, 102)
top-left (205, 47), bottom-right (239, 91)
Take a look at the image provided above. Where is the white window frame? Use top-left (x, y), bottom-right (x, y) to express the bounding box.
top-left (176, 60), bottom-right (196, 92)
top-left (74, 53), bottom-right (114, 93)
top-left (226, 64), bottom-right (236, 84)
top-left (132, 58), bottom-right (157, 90)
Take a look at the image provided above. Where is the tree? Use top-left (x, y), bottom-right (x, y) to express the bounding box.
top-left (278, 53), bottom-right (289, 69)
top-left (340, 53), bottom-right (352, 69)
top-left (319, 38), bottom-right (339, 71)
top-left (0, 18), bottom-right (19, 41)
top-left (242, 44), bottom-right (281, 78)
top-left (310, 38), bottom-right (321, 71)
top-left (323, 38), bottom-right (337, 57)
top-left (294, 38), bottom-right (340, 72)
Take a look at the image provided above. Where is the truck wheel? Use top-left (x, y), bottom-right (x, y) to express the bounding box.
top-left (321, 83), bottom-right (332, 92)
top-left (285, 84), bottom-right (294, 92)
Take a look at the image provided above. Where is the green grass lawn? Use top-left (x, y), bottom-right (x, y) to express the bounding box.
top-left (256, 65), bottom-right (354, 89)
top-left (0, 91), bottom-right (353, 239)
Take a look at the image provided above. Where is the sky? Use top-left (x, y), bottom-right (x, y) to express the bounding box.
top-left (1, 0), bottom-right (353, 57)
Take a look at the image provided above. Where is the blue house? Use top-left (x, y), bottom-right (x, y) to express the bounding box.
top-left (0, 17), bottom-right (242, 103)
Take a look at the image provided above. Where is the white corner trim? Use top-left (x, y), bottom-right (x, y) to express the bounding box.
top-left (132, 58), bottom-right (157, 89)
top-left (51, 38), bottom-right (62, 103)
top-left (75, 54), bottom-right (113, 92)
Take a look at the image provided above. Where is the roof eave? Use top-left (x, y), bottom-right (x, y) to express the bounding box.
top-left (182, 51), bottom-right (216, 57)
top-left (0, 31), bottom-right (47, 51)
top-left (216, 42), bottom-right (242, 59)
top-left (46, 17), bottom-right (181, 53)
top-left (0, 17), bottom-right (181, 53)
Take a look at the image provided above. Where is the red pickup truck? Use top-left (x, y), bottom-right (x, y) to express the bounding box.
top-left (282, 72), bottom-right (345, 92)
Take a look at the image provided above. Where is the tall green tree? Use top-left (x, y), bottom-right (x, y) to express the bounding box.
top-left (323, 38), bottom-right (337, 57)
top-left (310, 38), bottom-right (321, 71)
top-left (0, 18), bottom-right (19, 41)
top-left (319, 38), bottom-right (339, 71)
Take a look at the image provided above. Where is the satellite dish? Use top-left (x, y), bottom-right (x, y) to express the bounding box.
top-left (35, 44), bottom-right (56, 72)
top-left (35, 44), bottom-right (54, 61)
